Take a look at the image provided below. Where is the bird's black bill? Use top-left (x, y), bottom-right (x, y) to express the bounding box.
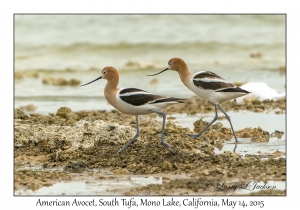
top-left (147, 68), bottom-right (168, 76)
top-left (79, 76), bottom-right (102, 87)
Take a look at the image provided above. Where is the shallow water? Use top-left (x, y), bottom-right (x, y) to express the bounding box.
top-left (15, 174), bottom-right (285, 196)
top-left (15, 15), bottom-right (285, 71)
top-left (15, 176), bottom-right (162, 195)
top-left (171, 112), bottom-right (285, 157)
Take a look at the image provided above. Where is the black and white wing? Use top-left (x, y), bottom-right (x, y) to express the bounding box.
top-left (193, 71), bottom-right (250, 94)
top-left (119, 88), bottom-right (184, 106)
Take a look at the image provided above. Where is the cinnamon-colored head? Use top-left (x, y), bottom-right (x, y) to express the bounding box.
top-left (80, 66), bottom-right (119, 87)
top-left (147, 57), bottom-right (188, 77)
top-left (167, 58), bottom-right (188, 73)
top-left (101, 66), bottom-right (119, 81)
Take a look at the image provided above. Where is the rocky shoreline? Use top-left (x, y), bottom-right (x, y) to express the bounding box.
top-left (14, 97), bottom-right (286, 195)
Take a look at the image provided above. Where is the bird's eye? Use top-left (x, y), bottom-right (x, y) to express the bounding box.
top-left (103, 71), bottom-right (106, 74)
top-left (169, 62), bottom-right (173, 66)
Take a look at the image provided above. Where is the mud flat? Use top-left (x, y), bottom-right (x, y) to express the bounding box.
top-left (14, 97), bottom-right (286, 195)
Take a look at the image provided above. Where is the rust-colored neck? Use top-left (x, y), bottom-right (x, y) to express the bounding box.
top-left (177, 63), bottom-right (193, 87)
top-left (104, 73), bottom-right (120, 108)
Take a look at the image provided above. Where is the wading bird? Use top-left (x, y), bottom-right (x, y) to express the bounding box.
top-left (80, 66), bottom-right (183, 153)
top-left (148, 58), bottom-right (250, 143)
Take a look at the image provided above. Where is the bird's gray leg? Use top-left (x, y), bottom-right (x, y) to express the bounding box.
top-left (233, 143), bottom-right (237, 153)
top-left (189, 104), bottom-right (218, 139)
top-left (118, 115), bottom-right (140, 153)
top-left (149, 109), bottom-right (174, 152)
top-left (217, 104), bottom-right (238, 143)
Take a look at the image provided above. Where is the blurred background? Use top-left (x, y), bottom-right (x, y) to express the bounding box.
top-left (14, 15), bottom-right (286, 114)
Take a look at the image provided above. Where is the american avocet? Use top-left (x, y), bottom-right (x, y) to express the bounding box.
top-left (148, 58), bottom-right (250, 143)
top-left (80, 66), bottom-right (183, 153)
